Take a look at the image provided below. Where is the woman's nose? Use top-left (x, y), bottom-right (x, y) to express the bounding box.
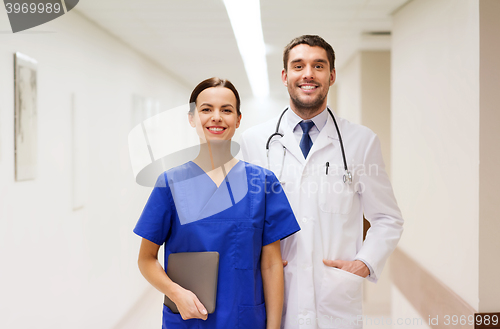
top-left (212, 110), bottom-right (221, 121)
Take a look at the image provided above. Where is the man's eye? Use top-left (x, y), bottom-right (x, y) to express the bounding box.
top-left (315, 65), bottom-right (323, 69)
top-left (295, 65), bottom-right (302, 69)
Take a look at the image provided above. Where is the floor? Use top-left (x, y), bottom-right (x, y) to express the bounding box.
top-left (363, 302), bottom-right (392, 329)
top-left (113, 287), bottom-right (163, 329)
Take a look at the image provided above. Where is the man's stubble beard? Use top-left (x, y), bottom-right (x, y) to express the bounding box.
top-left (289, 88), bottom-right (327, 118)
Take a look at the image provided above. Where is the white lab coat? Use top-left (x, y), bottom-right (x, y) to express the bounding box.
top-left (239, 108), bottom-right (403, 329)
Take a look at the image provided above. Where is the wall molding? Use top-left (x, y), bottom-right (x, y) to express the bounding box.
top-left (391, 248), bottom-right (476, 329)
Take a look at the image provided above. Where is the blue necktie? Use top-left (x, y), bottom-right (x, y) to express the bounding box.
top-left (299, 121), bottom-right (315, 159)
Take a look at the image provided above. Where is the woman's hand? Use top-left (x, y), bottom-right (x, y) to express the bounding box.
top-left (137, 238), bottom-right (208, 321)
top-left (169, 284), bottom-right (208, 320)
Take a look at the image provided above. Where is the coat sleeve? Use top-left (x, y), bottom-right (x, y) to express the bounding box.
top-left (355, 134), bottom-right (404, 283)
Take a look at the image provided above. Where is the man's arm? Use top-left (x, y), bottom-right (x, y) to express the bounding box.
top-left (353, 134), bottom-right (404, 282)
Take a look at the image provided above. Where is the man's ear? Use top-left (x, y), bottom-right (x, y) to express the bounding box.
top-left (329, 69), bottom-right (336, 86)
top-left (282, 69), bottom-right (288, 87)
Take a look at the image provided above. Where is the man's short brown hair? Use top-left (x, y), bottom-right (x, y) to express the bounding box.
top-left (283, 35), bottom-right (335, 72)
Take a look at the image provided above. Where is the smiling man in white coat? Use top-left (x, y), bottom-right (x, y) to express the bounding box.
top-left (240, 35), bottom-right (404, 329)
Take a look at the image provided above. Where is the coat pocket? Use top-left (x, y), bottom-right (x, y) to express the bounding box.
top-left (238, 303), bottom-right (266, 329)
top-left (318, 174), bottom-right (355, 214)
top-left (317, 268), bottom-right (363, 329)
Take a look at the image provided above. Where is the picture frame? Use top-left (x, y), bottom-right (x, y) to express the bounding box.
top-left (14, 52), bottom-right (38, 181)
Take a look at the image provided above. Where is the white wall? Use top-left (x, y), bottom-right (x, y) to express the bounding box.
top-left (337, 53), bottom-right (362, 124)
top-left (360, 51), bottom-right (391, 176)
top-left (0, 9), bottom-right (191, 329)
top-left (391, 0), bottom-right (479, 311)
top-left (235, 92), bottom-right (289, 141)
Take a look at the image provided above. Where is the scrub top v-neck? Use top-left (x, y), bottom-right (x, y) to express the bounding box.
top-left (134, 161), bottom-right (300, 329)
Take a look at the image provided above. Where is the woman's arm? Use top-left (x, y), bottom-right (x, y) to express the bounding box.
top-left (261, 240), bottom-right (284, 329)
top-left (138, 238), bottom-right (208, 320)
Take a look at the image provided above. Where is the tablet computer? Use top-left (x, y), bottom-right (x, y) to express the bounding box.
top-left (163, 251), bottom-right (219, 314)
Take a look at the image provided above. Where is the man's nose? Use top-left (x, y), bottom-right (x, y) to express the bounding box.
top-left (302, 65), bottom-right (314, 79)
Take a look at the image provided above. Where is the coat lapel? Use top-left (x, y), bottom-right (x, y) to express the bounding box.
top-left (308, 109), bottom-right (340, 157)
top-left (279, 115), bottom-right (306, 166)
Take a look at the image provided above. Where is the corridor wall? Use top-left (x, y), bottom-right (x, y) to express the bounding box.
top-left (0, 8), bottom-right (190, 329)
top-left (391, 0), bottom-right (480, 326)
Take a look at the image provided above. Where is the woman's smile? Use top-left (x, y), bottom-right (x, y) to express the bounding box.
top-left (206, 126), bottom-right (226, 134)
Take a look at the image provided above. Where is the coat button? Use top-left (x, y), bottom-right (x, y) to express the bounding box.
top-left (302, 217), bottom-right (308, 223)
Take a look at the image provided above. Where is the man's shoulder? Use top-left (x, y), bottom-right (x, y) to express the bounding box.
top-left (238, 116), bottom-right (279, 166)
top-left (241, 116), bottom-right (278, 138)
top-left (337, 116), bottom-right (377, 141)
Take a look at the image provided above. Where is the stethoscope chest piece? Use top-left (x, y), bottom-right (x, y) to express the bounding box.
top-left (343, 170), bottom-right (353, 185)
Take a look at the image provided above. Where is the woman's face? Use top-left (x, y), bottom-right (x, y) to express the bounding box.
top-left (189, 87), bottom-right (241, 141)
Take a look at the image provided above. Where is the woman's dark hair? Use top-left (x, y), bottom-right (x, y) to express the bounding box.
top-left (189, 77), bottom-right (241, 115)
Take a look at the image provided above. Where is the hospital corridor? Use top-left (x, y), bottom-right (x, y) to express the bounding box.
top-left (0, 0), bottom-right (499, 328)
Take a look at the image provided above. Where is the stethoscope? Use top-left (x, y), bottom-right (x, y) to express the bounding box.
top-left (265, 107), bottom-right (352, 184)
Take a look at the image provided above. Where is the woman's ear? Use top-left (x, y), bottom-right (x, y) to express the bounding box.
top-left (188, 112), bottom-right (196, 127)
top-left (236, 114), bottom-right (242, 128)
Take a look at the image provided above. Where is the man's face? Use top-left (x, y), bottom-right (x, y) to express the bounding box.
top-left (282, 44), bottom-right (335, 116)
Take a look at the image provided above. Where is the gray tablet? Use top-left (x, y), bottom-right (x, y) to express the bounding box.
top-left (163, 251), bottom-right (219, 314)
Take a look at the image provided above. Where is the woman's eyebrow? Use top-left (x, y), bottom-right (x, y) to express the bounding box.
top-left (199, 103), bottom-right (213, 107)
top-left (221, 104), bottom-right (235, 108)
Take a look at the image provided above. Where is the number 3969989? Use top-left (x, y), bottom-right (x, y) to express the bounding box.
top-left (5, 2), bottom-right (62, 14)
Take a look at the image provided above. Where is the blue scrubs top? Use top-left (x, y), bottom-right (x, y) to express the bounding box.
top-left (134, 161), bottom-right (300, 329)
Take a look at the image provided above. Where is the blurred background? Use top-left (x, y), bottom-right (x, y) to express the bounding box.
top-left (0, 0), bottom-right (499, 328)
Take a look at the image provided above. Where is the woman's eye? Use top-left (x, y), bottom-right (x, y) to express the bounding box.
top-left (223, 109), bottom-right (233, 113)
top-left (200, 108), bottom-right (210, 112)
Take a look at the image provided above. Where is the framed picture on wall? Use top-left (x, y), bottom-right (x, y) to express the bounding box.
top-left (14, 52), bottom-right (38, 181)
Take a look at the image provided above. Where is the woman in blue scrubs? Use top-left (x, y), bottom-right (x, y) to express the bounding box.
top-left (134, 77), bottom-right (300, 329)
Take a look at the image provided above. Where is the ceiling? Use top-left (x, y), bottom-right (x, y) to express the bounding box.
top-left (75, 0), bottom-right (409, 99)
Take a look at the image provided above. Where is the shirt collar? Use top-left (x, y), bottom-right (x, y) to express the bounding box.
top-left (287, 106), bottom-right (329, 132)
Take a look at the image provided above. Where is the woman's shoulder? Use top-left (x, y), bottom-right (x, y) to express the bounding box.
top-left (158, 161), bottom-right (201, 186)
top-left (240, 161), bottom-right (277, 180)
